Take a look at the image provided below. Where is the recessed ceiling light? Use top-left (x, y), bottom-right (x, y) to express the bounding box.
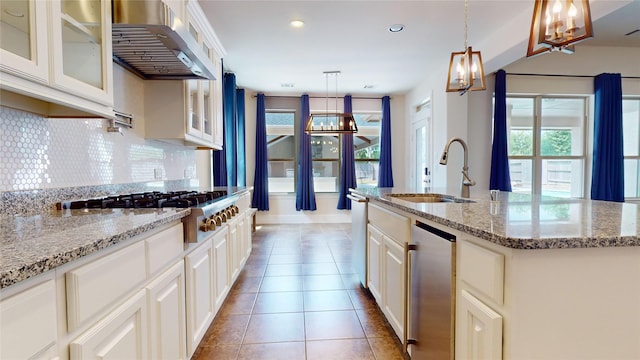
top-left (290, 20), bottom-right (304, 28)
top-left (388, 24), bottom-right (404, 33)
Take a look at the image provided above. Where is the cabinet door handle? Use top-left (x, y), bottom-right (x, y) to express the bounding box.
top-left (347, 194), bottom-right (367, 202)
top-left (403, 242), bottom-right (415, 353)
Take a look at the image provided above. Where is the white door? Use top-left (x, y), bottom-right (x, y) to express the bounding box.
top-left (411, 98), bottom-right (433, 192)
top-left (70, 290), bottom-right (148, 360)
top-left (147, 261), bottom-right (187, 360)
top-left (456, 290), bottom-right (503, 360)
top-left (366, 224), bottom-right (383, 304)
top-left (185, 239), bottom-right (215, 357)
top-left (382, 236), bottom-right (406, 341)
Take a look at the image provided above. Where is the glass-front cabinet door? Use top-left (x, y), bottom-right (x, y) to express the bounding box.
top-left (212, 55), bottom-right (224, 148)
top-left (201, 39), bottom-right (214, 142)
top-left (202, 80), bottom-right (214, 141)
top-left (49, 0), bottom-right (113, 106)
top-left (186, 79), bottom-right (202, 138)
top-left (0, 0), bottom-right (48, 83)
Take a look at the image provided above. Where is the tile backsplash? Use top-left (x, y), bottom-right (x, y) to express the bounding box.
top-left (0, 106), bottom-right (196, 191)
top-left (0, 106), bottom-right (200, 215)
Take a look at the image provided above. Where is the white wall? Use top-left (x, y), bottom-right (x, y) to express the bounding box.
top-left (504, 46), bottom-right (640, 95)
top-left (405, 65), bottom-right (482, 196)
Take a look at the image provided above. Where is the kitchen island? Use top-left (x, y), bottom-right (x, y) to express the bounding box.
top-left (354, 186), bottom-right (640, 249)
top-left (352, 187), bottom-right (640, 360)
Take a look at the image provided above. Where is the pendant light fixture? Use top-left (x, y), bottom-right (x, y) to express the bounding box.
top-left (305, 71), bottom-right (358, 134)
top-left (446, 0), bottom-right (486, 95)
top-left (526, 0), bottom-right (593, 57)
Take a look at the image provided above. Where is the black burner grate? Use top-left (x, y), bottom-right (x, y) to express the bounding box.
top-left (63, 190), bottom-right (228, 210)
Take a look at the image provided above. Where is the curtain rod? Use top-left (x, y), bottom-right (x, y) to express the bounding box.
top-left (252, 95), bottom-right (385, 100)
top-left (505, 72), bottom-right (640, 80)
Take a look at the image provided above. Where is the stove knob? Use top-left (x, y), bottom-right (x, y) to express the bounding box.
top-left (214, 214), bottom-right (223, 226)
top-left (200, 217), bottom-right (216, 232)
top-left (219, 211), bottom-right (227, 222)
top-left (232, 205), bottom-right (239, 215)
top-left (225, 207), bottom-right (234, 218)
top-left (207, 217), bottom-right (217, 231)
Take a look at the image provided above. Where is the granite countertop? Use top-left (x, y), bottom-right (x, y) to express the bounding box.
top-left (352, 187), bottom-right (640, 250)
top-left (0, 208), bottom-right (190, 289)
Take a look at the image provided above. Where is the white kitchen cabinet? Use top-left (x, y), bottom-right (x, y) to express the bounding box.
top-left (66, 241), bottom-right (147, 331)
top-left (244, 209), bottom-right (257, 260)
top-left (0, 0), bottom-right (114, 118)
top-left (143, 1), bottom-right (224, 149)
top-left (382, 234), bottom-right (406, 340)
top-left (237, 210), bottom-right (248, 267)
top-left (184, 237), bottom-right (215, 358)
top-left (212, 54), bottom-right (224, 148)
top-left (49, 0), bottom-right (113, 106)
top-left (237, 192), bottom-right (255, 264)
top-left (213, 226), bottom-right (230, 311)
top-left (366, 224), bottom-right (383, 304)
top-left (228, 215), bottom-right (241, 283)
top-left (456, 234), bottom-right (640, 360)
top-left (367, 203), bottom-right (410, 342)
top-left (146, 261), bottom-right (187, 360)
top-left (70, 289), bottom-right (148, 360)
top-left (0, 0), bottom-right (49, 85)
top-left (145, 79), bottom-right (217, 148)
top-left (185, 78), bottom-right (216, 145)
top-left (457, 290), bottom-right (503, 360)
top-left (0, 277), bottom-right (58, 360)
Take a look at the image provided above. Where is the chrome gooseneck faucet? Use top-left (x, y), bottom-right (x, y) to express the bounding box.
top-left (439, 137), bottom-right (476, 198)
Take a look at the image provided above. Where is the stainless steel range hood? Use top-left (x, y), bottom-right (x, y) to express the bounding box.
top-left (112, 0), bottom-right (216, 80)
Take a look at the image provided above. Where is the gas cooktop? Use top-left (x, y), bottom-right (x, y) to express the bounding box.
top-left (58, 190), bottom-right (228, 210)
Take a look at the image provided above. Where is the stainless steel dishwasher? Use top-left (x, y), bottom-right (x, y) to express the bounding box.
top-left (407, 221), bottom-right (456, 359)
top-left (347, 191), bottom-right (368, 287)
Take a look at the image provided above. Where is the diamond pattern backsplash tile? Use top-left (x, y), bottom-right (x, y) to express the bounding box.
top-left (0, 106), bottom-right (197, 191)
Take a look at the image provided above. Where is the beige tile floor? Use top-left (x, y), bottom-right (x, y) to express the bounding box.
top-left (191, 223), bottom-right (407, 360)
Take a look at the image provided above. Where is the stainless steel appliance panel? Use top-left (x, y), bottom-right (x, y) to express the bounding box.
top-left (408, 221), bottom-right (456, 359)
top-left (347, 192), bottom-right (368, 287)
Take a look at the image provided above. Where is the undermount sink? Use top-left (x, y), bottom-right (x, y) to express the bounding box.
top-left (385, 193), bottom-right (475, 203)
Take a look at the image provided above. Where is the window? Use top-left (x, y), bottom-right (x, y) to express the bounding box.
top-left (266, 111), bottom-right (295, 193)
top-left (623, 98), bottom-right (640, 198)
top-left (506, 96), bottom-right (587, 198)
top-left (353, 113), bottom-right (381, 187)
top-left (311, 135), bottom-right (339, 192)
top-left (265, 108), bottom-right (382, 193)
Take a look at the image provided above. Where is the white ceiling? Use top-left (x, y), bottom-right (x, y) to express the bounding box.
top-left (199, 0), bottom-right (640, 96)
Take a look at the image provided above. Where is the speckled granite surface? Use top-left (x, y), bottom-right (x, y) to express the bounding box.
top-left (0, 208), bottom-right (190, 289)
top-left (0, 184), bottom-right (253, 289)
top-left (352, 187), bottom-right (640, 250)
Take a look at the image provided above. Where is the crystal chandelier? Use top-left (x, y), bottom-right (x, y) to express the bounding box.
top-left (526, 0), bottom-right (593, 57)
top-left (446, 0), bottom-right (486, 95)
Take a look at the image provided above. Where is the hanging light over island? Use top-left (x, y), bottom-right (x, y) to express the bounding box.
top-left (445, 0), bottom-right (486, 95)
top-left (526, 0), bottom-right (593, 57)
top-left (305, 71), bottom-right (358, 134)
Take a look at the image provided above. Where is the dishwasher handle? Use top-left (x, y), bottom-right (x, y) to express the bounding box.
top-left (415, 221), bottom-right (456, 242)
top-left (347, 194), bottom-right (368, 203)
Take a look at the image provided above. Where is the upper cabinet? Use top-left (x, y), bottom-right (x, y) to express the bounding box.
top-left (0, 0), bottom-right (113, 118)
top-left (144, 1), bottom-right (225, 149)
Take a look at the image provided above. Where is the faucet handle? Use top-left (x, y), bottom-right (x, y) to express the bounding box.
top-left (462, 171), bottom-right (475, 186)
